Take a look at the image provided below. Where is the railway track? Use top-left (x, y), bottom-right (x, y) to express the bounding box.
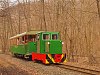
top-left (55, 64), bottom-right (100, 75)
top-left (0, 54), bottom-right (88, 75)
top-left (0, 54), bottom-right (100, 75)
top-left (4, 55), bottom-right (100, 75)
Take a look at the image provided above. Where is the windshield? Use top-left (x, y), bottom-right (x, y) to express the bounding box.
top-left (52, 34), bottom-right (58, 40)
top-left (43, 34), bottom-right (50, 40)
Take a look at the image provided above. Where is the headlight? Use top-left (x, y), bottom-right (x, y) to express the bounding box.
top-left (48, 42), bottom-right (50, 44)
top-left (62, 42), bottom-right (64, 44)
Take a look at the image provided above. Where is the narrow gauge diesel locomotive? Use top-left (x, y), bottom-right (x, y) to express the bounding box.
top-left (9, 31), bottom-right (66, 64)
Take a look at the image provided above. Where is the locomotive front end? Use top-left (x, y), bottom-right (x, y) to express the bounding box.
top-left (32, 31), bottom-right (66, 64)
top-left (42, 33), bottom-right (67, 64)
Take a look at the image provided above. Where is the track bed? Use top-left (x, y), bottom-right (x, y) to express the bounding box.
top-left (0, 54), bottom-right (93, 75)
top-left (0, 58), bottom-right (29, 75)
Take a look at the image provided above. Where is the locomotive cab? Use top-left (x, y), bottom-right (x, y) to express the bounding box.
top-left (32, 32), bottom-right (66, 64)
top-left (41, 32), bottom-right (62, 54)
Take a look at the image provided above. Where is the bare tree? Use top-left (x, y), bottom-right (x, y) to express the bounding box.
top-left (41, 0), bottom-right (47, 31)
top-left (96, 0), bottom-right (100, 18)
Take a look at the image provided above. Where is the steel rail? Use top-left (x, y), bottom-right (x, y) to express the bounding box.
top-left (55, 64), bottom-right (100, 75)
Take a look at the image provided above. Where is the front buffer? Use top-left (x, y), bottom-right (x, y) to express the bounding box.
top-left (32, 52), bottom-right (66, 64)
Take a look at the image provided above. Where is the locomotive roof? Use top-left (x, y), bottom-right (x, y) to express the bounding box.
top-left (9, 30), bottom-right (45, 39)
top-left (9, 31), bottom-right (59, 39)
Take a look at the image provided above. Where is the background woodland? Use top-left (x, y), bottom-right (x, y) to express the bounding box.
top-left (0, 0), bottom-right (100, 64)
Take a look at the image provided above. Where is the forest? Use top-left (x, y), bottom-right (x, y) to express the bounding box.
top-left (0, 0), bottom-right (100, 64)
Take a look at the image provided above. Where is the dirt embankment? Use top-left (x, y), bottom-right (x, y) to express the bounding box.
top-left (0, 54), bottom-right (90, 75)
top-left (0, 58), bottom-right (29, 75)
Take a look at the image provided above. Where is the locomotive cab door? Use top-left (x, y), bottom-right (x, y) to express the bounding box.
top-left (42, 33), bottom-right (50, 53)
top-left (37, 34), bottom-right (40, 53)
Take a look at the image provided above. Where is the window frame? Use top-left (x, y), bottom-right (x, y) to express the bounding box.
top-left (42, 33), bottom-right (50, 40)
top-left (51, 33), bottom-right (59, 40)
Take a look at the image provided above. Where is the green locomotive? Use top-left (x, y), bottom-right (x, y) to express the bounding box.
top-left (9, 30), bottom-right (66, 64)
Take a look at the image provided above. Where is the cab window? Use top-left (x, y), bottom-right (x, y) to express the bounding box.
top-left (52, 34), bottom-right (58, 40)
top-left (43, 34), bottom-right (50, 40)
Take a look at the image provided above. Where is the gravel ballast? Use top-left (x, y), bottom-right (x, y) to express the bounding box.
top-left (0, 54), bottom-right (90, 75)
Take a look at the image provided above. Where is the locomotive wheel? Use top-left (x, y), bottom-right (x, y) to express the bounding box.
top-left (24, 55), bottom-right (32, 61)
top-left (34, 59), bottom-right (42, 63)
top-left (13, 53), bottom-right (17, 57)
